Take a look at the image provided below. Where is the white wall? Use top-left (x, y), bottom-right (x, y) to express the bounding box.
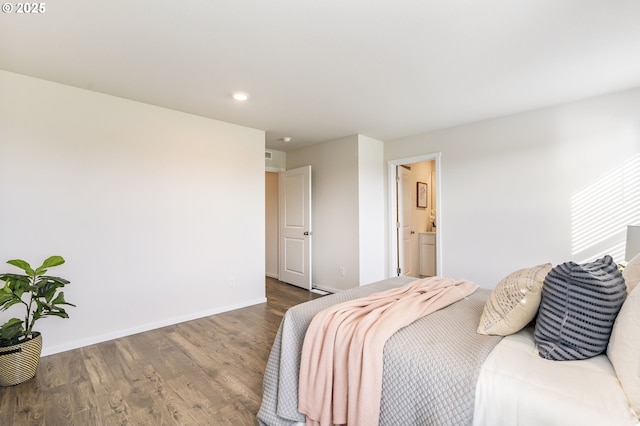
top-left (266, 149), bottom-right (286, 171)
top-left (386, 88), bottom-right (640, 288)
top-left (0, 71), bottom-right (266, 355)
top-left (287, 136), bottom-right (360, 291)
top-left (286, 134), bottom-right (386, 291)
top-left (357, 135), bottom-right (386, 285)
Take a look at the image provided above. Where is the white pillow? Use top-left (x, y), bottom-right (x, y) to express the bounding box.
top-left (477, 263), bottom-right (552, 336)
top-left (608, 283), bottom-right (640, 417)
top-left (624, 253), bottom-right (640, 293)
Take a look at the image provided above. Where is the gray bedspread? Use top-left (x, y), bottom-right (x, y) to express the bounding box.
top-left (257, 277), bottom-right (502, 426)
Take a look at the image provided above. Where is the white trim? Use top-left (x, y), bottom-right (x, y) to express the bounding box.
top-left (313, 284), bottom-right (341, 294)
top-left (41, 297), bottom-right (267, 356)
top-left (266, 166), bottom-right (285, 172)
top-left (387, 153), bottom-right (443, 278)
top-left (266, 272), bottom-right (279, 279)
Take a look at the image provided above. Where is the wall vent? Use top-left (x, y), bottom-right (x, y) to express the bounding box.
top-left (265, 151), bottom-right (273, 160)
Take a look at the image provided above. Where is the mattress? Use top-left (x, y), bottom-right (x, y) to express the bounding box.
top-left (473, 327), bottom-right (639, 426)
top-left (258, 276), bottom-right (503, 426)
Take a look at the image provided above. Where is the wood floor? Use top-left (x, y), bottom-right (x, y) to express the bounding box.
top-left (0, 277), bottom-right (323, 426)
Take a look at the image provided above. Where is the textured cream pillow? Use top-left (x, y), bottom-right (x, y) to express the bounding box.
top-left (477, 263), bottom-right (552, 336)
top-left (608, 284), bottom-right (640, 417)
top-left (624, 253), bottom-right (640, 293)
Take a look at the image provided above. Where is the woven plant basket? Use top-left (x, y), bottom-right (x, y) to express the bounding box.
top-left (0, 332), bottom-right (42, 386)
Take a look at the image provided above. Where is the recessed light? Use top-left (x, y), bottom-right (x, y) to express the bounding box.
top-left (232, 92), bottom-right (249, 101)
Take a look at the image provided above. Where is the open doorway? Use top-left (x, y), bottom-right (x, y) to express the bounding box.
top-left (388, 153), bottom-right (442, 278)
top-left (265, 171), bottom-right (279, 279)
top-left (265, 167), bottom-right (314, 291)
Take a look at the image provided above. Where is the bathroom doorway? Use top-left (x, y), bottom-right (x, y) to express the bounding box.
top-left (388, 153), bottom-right (441, 278)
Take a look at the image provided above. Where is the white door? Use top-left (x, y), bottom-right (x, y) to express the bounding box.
top-left (397, 166), bottom-right (413, 276)
top-left (278, 165), bottom-right (312, 289)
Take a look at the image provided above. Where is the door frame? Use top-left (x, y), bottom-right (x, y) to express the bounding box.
top-left (387, 153), bottom-right (442, 277)
top-left (396, 165), bottom-right (413, 277)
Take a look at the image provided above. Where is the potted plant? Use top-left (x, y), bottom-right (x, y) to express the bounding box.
top-left (0, 255), bottom-right (74, 386)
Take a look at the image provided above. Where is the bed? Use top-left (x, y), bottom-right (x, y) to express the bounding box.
top-left (258, 256), bottom-right (640, 426)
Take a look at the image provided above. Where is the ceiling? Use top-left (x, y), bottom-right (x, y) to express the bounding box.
top-left (2, 1), bottom-right (640, 152)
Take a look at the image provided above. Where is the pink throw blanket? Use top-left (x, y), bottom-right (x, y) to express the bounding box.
top-left (298, 277), bottom-right (478, 426)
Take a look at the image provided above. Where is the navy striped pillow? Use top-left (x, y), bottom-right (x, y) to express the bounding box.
top-left (534, 255), bottom-right (626, 361)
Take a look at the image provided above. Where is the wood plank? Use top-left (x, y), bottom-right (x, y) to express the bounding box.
top-left (0, 278), bottom-right (322, 425)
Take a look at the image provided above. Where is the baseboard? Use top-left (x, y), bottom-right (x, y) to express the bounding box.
top-left (312, 284), bottom-right (339, 294)
top-left (41, 296), bottom-right (267, 357)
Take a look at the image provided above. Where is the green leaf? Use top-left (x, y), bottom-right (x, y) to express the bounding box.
top-left (51, 291), bottom-right (76, 307)
top-left (0, 282), bottom-right (13, 297)
top-left (0, 277), bottom-right (30, 311)
top-left (6, 259), bottom-right (35, 276)
top-left (34, 256), bottom-right (65, 275)
top-left (45, 311), bottom-right (70, 319)
top-left (0, 291), bottom-right (13, 306)
top-left (41, 256), bottom-right (65, 268)
top-left (3, 274), bottom-right (31, 296)
top-left (0, 274), bottom-right (30, 286)
top-left (0, 318), bottom-right (25, 345)
top-left (34, 277), bottom-right (65, 302)
top-left (41, 276), bottom-right (70, 286)
top-left (0, 297), bottom-right (23, 311)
